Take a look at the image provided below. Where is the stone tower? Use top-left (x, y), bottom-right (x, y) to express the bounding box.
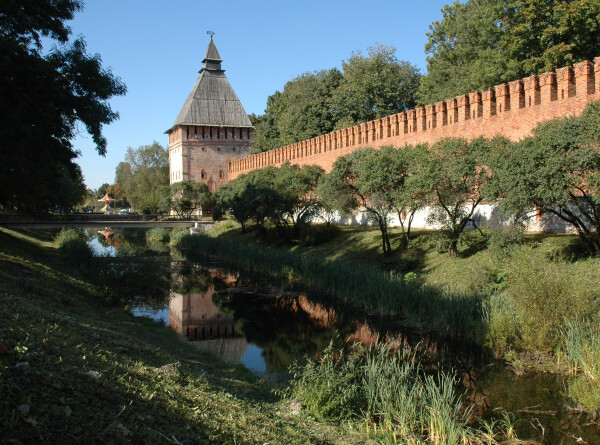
top-left (166, 37), bottom-right (253, 192)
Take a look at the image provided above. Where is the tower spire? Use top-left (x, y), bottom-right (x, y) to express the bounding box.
top-left (201, 34), bottom-right (222, 72)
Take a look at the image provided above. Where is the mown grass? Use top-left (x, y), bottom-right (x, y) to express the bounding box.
top-left (0, 226), bottom-right (370, 444)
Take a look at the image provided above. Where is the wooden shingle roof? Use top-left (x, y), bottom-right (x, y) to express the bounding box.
top-left (167, 38), bottom-right (252, 132)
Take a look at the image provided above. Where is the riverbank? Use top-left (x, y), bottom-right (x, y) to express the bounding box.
top-left (180, 221), bottom-right (600, 375)
top-left (0, 227), bottom-right (370, 444)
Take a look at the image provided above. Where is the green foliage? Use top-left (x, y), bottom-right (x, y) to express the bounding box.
top-left (213, 163), bottom-right (324, 242)
top-left (418, 0), bottom-right (600, 105)
top-left (0, 0), bottom-right (126, 212)
top-left (146, 227), bottom-right (170, 243)
top-left (283, 342), bottom-right (502, 444)
top-left (320, 146), bottom-right (426, 255)
top-left (485, 224), bottom-right (525, 259)
top-left (424, 137), bottom-right (504, 256)
top-left (487, 245), bottom-right (600, 352)
top-left (54, 228), bottom-right (93, 267)
top-left (251, 69), bottom-right (343, 153)
top-left (167, 180), bottom-right (211, 218)
top-left (251, 45), bottom-right (419, 153)
top-left (491, 101), bottom-right (600, 255)
top-left (564, 319), bottom-right (600, 413)
top-left (115, 142), bottom-right (169, 214)
top-left (332, 44), bottom-right (420, 126)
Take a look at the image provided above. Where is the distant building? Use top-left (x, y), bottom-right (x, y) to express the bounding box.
top-left (166, 37), bottom-right (253, 192)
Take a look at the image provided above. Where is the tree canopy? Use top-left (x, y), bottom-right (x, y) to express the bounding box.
top-left (115, 142), bottom-right (169, 214)
top-left (417, 0), bottom-right (600, 105)
top-left (0, 0), bottom-right (126, 212)
top-left (491, 101), bottom-right (600, 255)
top-left (251, 45), bottom-right (420, 154)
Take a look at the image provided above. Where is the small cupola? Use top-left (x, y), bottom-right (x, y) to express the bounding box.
top-left (200, 36), bottom-right (223, 73)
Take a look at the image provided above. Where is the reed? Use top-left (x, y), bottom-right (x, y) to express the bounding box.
top-left (564, 319), bottom-right (600, 413)
top-left (176, 233), bottom-right (487, 341)
top-left (282, 342), bottom-right (510, 444)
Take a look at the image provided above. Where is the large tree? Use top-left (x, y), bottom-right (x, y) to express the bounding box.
top-left (251, 69), bottom-right (343, 154)
top-left (332, 44), bottom-right (420, 128)
top-left (0, 0), bottom-right (126, 212)
top-left (115, 142), bottom-right (169, 214)
top-left (251, 45), bottom-right (420, 153)
top-left (491, 101), bottom-right (600, 256)
top-left (423, 137), bottom-right (504, 257)
top-left (417, 0), bottom-right (600, 105)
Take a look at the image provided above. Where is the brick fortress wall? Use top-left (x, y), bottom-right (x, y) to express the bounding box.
top-left (169, 126), bottom-right (253, 191)
top-left (229, 58), bottom-right (600, 180)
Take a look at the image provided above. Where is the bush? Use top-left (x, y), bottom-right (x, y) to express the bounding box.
top-left (168, 227), bottom-right (188, 247)
top-left (486, 224), bottom-right (524, 258)
top-left (487, 245), bottom-right (600, 352)
top-left (146, 227), bottom-right (170, 243)
top-left (54, 228), bottom-right (93, 267)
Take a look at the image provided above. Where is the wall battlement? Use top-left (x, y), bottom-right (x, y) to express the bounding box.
top-left (229, 58), bottom-right (600, 180)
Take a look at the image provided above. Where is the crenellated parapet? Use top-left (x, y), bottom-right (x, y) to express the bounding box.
top-left (229, 57), bottom-right (600, 179)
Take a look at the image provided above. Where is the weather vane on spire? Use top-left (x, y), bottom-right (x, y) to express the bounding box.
top-left (207, 31), bottom-right (215, 39)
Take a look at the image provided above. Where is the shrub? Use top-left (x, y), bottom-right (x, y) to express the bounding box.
top-left (486, 223), bottom-right (524, 258)
top-left (146, 227), bottom-right (170, 243)
top-left (491, 245), bottom-right (599, 352)
top-left (54, 228), bottom-right (93, 267)
top-left (168, 227), bottom-right (188, 247)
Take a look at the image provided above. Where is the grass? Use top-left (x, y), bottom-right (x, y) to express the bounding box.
top-left (0, 226), bottom-right (371, 444)
top-left (281, 342), bottom-right (517, 444)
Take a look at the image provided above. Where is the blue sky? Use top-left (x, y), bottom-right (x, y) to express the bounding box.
top-left (66, 0), bottom-right (450, 189)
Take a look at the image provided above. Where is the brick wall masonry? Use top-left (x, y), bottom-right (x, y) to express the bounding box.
top-left (228, 58), bottom-right (600, 180)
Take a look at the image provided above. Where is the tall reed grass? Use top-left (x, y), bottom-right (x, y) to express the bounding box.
top-left (564, 319), bottom-right (600, 413)
top-left (176, 234), bottom-right (487, 341)
top-left (280, 342), bottom-right (514, 444)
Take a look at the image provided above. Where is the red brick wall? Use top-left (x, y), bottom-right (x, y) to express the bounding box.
top-left (229, 58), bottom-right (600, 180)
top-left (169, 126), bottom-right (253, 191)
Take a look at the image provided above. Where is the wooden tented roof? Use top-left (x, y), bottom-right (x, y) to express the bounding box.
top-left (167, 38), bottom-right (252, 132)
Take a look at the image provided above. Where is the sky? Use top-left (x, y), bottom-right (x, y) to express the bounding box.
top-left (64, 0), bottom-right (451, 190)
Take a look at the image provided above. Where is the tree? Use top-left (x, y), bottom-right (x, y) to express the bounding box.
top-left (322, 148), bottom-right (398, 256)
top-left (491, 101), bottom-right (600, 256)
top-left (250, 46), bottom-right (420, 154)
top-left (274, 163), bottom-right (325, 235)
top-left (251, 69), bottom-right (343, 154)
top-left (417, 0), bottom-right (600, 105)
top-left (0, 0), bottom-right (126, 212)
top-left (115, 142), bottom-right (169, 214)
top-left (168, 180), bottom-right (211, 218)
top-left (213, 179), bottom-right (256, 233)
top-left (332, 44), bottom-right (420, 126)
top-left (424, 137), bottom-right (502, 257)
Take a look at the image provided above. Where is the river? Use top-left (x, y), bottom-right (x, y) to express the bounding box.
top-left (87, 227), bottom-right (599, 444)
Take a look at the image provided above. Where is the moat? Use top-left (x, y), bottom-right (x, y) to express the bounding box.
top-left (89, 228), bottom-right (599, 445)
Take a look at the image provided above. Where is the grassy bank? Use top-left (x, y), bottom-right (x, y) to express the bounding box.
top-left (0, 227), bottom-right (371, 444)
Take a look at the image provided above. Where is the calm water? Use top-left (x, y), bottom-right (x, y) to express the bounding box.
top-left (88, 228), bottom-right (600, 444)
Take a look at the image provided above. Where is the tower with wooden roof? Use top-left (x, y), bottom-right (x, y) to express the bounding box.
top-left (166, 37), bottom-right (253, 192)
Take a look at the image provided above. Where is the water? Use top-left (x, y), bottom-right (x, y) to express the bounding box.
top-left (88, 228), bottom-right (600, 444)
